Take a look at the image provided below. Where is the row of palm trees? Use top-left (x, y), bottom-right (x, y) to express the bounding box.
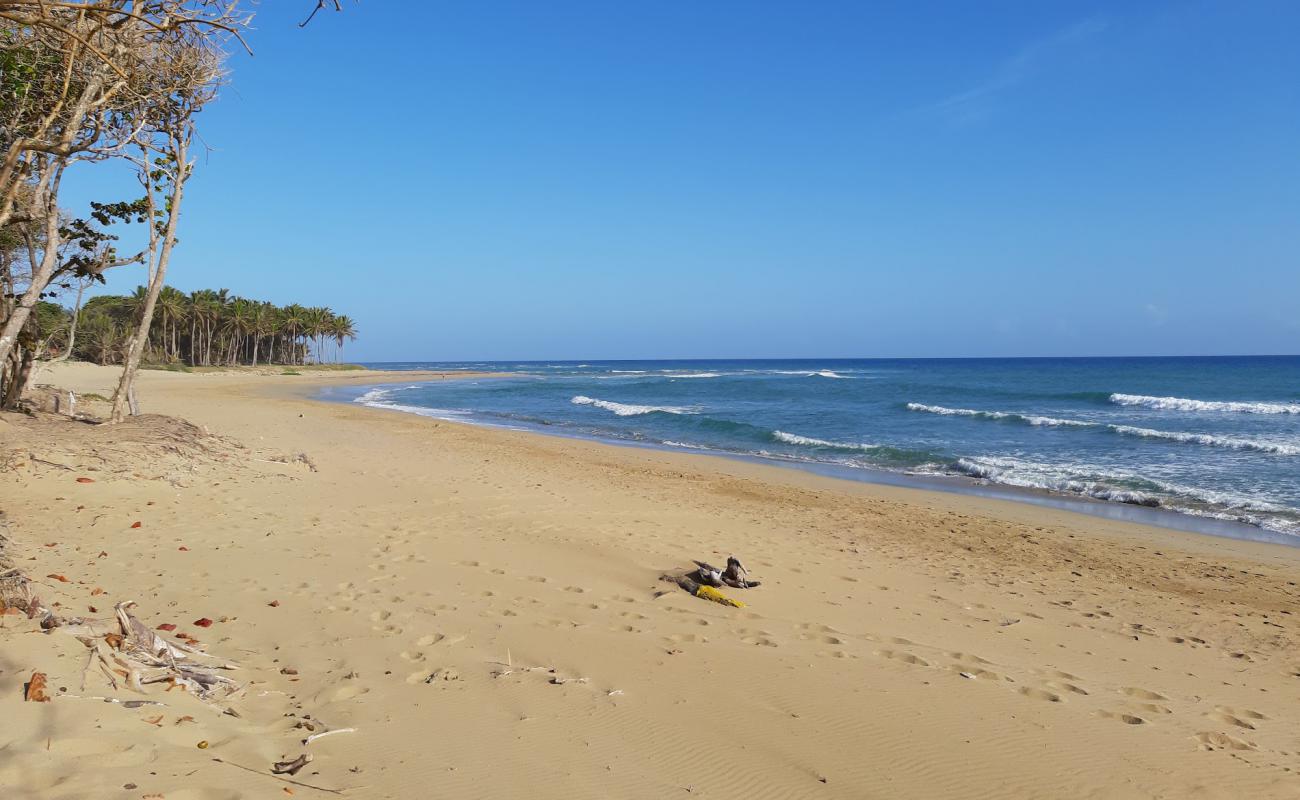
top-left (64, 286), bottom-right (357, 367)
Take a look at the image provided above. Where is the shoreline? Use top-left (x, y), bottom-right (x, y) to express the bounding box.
top-left (327, 376), bottom-right (1300, 549)
top-left (5, 362), bottom-right (1300, 799)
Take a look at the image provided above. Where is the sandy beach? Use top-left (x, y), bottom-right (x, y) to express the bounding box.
top-left (2, 363), bottom-right (1299, 800)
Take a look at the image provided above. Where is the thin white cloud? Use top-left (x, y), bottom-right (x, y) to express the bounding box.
top-left (923, 18), bottom-right (1109, 121)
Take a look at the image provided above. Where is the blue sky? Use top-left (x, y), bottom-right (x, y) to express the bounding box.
top-left (64, 1), bottom-right (1300, 360)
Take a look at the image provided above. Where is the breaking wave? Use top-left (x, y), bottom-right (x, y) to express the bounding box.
top-left (772, 430), bottom-right (877, 450)
top-left (1108, 426), bottom-right (1300, 455)
top-left (946, 456), bottom-right (1300, 535)
top-left (905, 403), bottom-right (1091, 428)
top-left (571, 395), bottom-right (696, 417)
top-left (1110, 393), bottom-right (1300, 415)
top-left (908, 403), bottom-right (1299, 455)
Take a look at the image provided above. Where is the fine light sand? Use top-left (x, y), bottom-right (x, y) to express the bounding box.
top-left (2, 362), bottom-right (1299, 799)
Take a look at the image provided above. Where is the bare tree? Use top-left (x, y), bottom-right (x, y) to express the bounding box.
top-left (109, 23), bottom-right (225, 422)
top-left (0, 1), bottom-right (247, 404)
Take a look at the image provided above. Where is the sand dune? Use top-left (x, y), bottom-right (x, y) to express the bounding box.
top-left (1, 362), bottom-right (1298, 799)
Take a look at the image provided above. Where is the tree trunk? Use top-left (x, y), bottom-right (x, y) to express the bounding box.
top-left (0, 165), bottom-right (64, 376)
top-left (111, 133), bottom-right (189, 423)
top-left (52, 280), bottom-right (88, 363)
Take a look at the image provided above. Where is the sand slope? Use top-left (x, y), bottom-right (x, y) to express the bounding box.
top-left (2, 363), bottom-right (1298, 799)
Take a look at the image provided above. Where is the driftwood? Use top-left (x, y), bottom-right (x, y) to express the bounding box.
top-left (273, 753), bottom-right (313, 775)
top-left (59, 601), bottom-right (241, 702)
top-left (212, 757), bottom-right (346, 795)
top-left (692, 556), bottom-right (760, 589)
top-left (303, 727), bottom-right (355, 745)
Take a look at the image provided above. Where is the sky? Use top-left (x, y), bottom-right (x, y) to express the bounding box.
top-left (63, 1), bottom-right (1300, 360)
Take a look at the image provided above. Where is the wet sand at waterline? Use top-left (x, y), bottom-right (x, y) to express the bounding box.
top-left (2, 362), bottom-right (1298, 799)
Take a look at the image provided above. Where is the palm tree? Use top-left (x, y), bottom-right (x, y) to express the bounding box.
top-left (280, 304), bottom-right (306, 365)
top-left (249, 302), bottom-right (273, 366)
top-left (155, 286), bottom-right (187, 361)
top-left (329, 314), bottom-right (357, 363)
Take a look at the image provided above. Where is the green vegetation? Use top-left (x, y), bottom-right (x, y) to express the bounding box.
top-left (41, 287), bottom-right (357, 368)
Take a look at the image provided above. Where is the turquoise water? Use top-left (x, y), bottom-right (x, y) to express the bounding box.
top-left (326, 357), bottom-right (1300, 543)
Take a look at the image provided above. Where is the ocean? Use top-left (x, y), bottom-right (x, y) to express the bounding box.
top-left (324, 357), bottom-right (1300, 544)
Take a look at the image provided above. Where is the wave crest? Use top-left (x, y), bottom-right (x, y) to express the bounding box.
top-left (1110, 393), bottom-right (1300, 415)
top-left (571, 395), bottom-right (695, 416)
top-left (772, 430), bottom-right (877, 450)
top-left (905, 403), bottom-right (1091, 428)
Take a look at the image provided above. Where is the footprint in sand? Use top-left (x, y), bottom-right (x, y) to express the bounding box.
top-left (330, 685), bottom-right (370, 702)
top-left (1208, 708), bottom-right (1264, 730)
top-left (1099, 710), bottom-right (1145, 725)
top-left (1195, 731), bottom-right (1257, 751)
top-left (1019, 687), bottom-right (1063, 703)
top-left (1045, 681), bottom-right (1089, 696)
top-left (876, 649), bottom-right (930, 667)
top-left (672, 632), bottom-right (708, 645)
top-left (1137, 702), bottom-right (1172, 715)
top-left (1121, 687), bottom-right (1167, 701)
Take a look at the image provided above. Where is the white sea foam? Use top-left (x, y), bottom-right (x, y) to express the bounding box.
top-left (907, 403), bottom-right (1299, 455)
top-left (355, 387), bottom-right (394, 404)
top-left (668, 372), bottom-right (722, 378)
top-left (816, 370), bottom-right (848, 378)
top-left (1108, 425), bottom-right (1300, 455)
top-left (354, 390), bottom-right (469, 421)
top-left (905, 403), bottom-right (1092, 427)
top-left (946, 455), bottom-right (1300, 534)
top-left (772, 430), bottom-right (879, 451)
top-left (1110, 393), bottom-right (1300, 415)
top-left (610, 370), bottom-right (647, 374)
top-left (570, 395), bottom-right (695, 416)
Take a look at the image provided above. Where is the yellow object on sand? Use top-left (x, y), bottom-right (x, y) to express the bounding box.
top-left (694, 585), bottom-right (745, 608)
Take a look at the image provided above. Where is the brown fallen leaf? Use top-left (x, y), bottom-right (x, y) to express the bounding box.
top-left (175, 715), bottom-right (196, 725)
top-left (46, 574), bottom-right (69, 583)
top-left (130, 521), bottom-right (142, 529)
top-left (193, 617), bottom-right (213, 628)
top-left (90, 587), bottom-right (104, 596)
top-left (75, 477), bottom-right (94, 483)
top-left (280, 667), bottom-right (298, 675)
top-left (178, 546), bottom-right (190, 552)
top-left (88, 605), bottom-right (97, 613)
top-left (105, 633), bottom-right (124, 649)
top-left (268, 600), bottom-right (281, 607)
top-left (143, 714), bottom-right (164, 726)
top-left (44, 542), bottom-right (57, 547)
top-left (156, 623), bottom-right (177, 632)
top-left (24, 672), bottom-right (51, 702)
top-left (97, 551), bottom-right (108, 558)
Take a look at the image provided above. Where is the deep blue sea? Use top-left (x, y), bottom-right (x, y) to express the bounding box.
top-left (326, 357), bottom-right (1300, 543)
